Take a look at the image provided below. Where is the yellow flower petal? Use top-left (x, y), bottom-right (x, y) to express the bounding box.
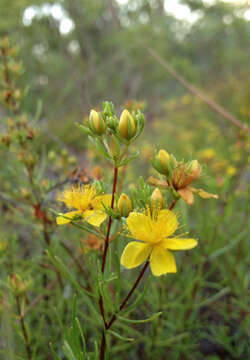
top-left (126, 212), bottom-right (152, 242)
top-left (83, 210), bottom-right (107, 227)
top-left (156, 209), bottom-right (178, 238)
top-left (164, 237), bottom-right (198, 250)
top-left (91, 194), bottom-right (112, 210)
top-left (191, 187), bottom-right (218, 200)
top-left (121, 242), bottom-right (152, 269)
top-left (150, 247), bottom-right (177, 276)
top-left (56, 211), bottom-right (81, 225)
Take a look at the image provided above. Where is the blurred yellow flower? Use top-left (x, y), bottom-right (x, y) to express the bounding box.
top-left (121, 208), bottom-right (197, 276)
top-left (0, 240), bottom-right (8, 251)
top-left (226, 166), bottom-right (237, 176)
top-left (56, 185), bottom-right (111, 227)
top-left (199, 148), bottom-right (215, 160)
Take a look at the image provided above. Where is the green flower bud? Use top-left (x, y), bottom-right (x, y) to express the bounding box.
top-left (152, 149), bottom-right (172, 176)
top-left (89, 110), bottom-right (106, 135)
top-left (150, 188), bottom-right (164, 209)
top-left (118, 193), bottom-right (133, 217)
top-left (158, 149), bottom-right (170, 169)
top-left (119, 109), bottom-right (136, 140)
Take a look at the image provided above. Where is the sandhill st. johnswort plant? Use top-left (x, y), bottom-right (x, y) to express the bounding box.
top-left (52, 101), bottom-right (218, 360)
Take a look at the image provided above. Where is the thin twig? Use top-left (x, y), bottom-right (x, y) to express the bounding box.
top-left (146, 46), bottom-right (250, 134)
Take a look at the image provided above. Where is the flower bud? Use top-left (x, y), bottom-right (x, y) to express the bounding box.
top-left (189, 159), bottom-right (200, 172)
top-left (89, 110), bottom-right (106, 135)
top-left (153, 149), bottom-right (172, 175)
top-left (188, 160), bottom-right (202, 180)
top-left (118, 193), bottom-right (132, 217)
top-left (150, 188), bottom-right (164, 209)
top-left (119, 109), bottom-right (136, 140)
top-left (158, 149), bottom-right (170, 169)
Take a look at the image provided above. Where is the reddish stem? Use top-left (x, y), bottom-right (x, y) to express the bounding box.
top-left (107, 260), bottom-right (149, 329)
top-left (99, 166), bottom-right (118, 359)
top-left (169, 198), bottom-right (177, 210)
top-left (100, 261), bottom-right (149, 360)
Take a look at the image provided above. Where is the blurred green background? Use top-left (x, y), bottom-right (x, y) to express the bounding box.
top-left (0, 1), bottom-right (249, 359)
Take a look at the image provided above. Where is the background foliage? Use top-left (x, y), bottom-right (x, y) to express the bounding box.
top-left (0, 0), bottom-right (249, 359)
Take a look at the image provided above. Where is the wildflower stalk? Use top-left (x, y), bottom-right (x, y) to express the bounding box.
top-left (99, 166), bottom-right (118, 357)
top-left (100, 261), bottom-right (149, 360)
top-left (15, 294), bottom-right (32, 360)
top-left (107, 260), bottom-right (150, 329)
top-left (99, 198), bottom-right (180, 359)
top-left (169, 198), bottom-right (178, 210)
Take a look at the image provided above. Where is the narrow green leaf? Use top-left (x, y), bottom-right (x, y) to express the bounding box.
top-left (195, 287), bottom-right (230, 308)
top-left (72, 295), bottom-right (77, 325)
top-left (75, 123), bottom-right (92, 136)
top-left (49, 343), bottom-right (61, 360)
top-left (94, 340), bottom-right (99, 360)
top-left (209, 231), bottom-right (246, 260)
top-left (95, 138), bottom-right (111, 159)
top-left (156, 332), bottom-right (189, 347)
top-left (46, 250), bottom-right (94, 298)
top-left (118, 311), bottom-right (162, 324)
top-left (108, 330), bottom-right (134, 342)
top-left (75, 318), bottom-right (87, 357)
top-left (63, 340), bottom-right (76, 360)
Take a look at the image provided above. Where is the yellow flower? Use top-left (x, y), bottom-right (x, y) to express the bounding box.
top-left (121, 208), bottom-right (197, 276)
top-left (56, 185), bottom-right (111, 227)
top-left (199, 148), bottom-right (215, 161)
top-left (226, 166), bottom-right (237, 176)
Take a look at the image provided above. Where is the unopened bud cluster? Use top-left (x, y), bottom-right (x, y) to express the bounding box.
top-left (78, 101), bottom-right (145, 167)
top-left (150, 149), bottom-right (217, 205)
top-left (152, 149), bottom-right (202, 189)
top-left (84, 103), bottom-right (144, 143)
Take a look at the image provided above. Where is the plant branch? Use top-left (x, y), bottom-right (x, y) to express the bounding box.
top-left (146, 46), bottom-right (250, 134)
top-left (99, 261), bottom-right (149, 360)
